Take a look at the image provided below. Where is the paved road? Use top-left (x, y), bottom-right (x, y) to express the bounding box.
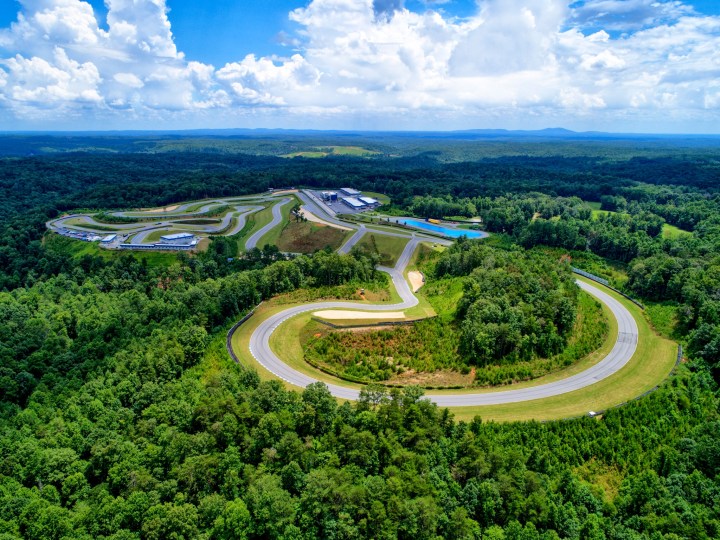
top-left (226, 206), bottom-right (264, 236)
top-left (297, 190), bottom-right (453, 247)
top-left (338, 225), bottom-right (367, 254)
top-left (47, 197), bottom-right (276, 247)
top-left (47, 191), bottom-right (451, 251)
top-left (243, 238), bottom-right (639, 406)
top-left (245, 198), bottom-right (292, 249)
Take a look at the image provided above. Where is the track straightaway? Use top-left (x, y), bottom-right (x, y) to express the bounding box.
top-left (245, 198), bottom-right (292, 250)
top-left (242, 239), bottom-right (640, 407)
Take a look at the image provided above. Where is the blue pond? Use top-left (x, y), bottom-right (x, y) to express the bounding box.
top-left (391, 218), bottom-right (488, 239)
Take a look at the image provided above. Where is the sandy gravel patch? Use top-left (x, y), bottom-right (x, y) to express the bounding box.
top-left (141, 204), bottom-right (180, 212)
top-left (313, 310), bottom-right (405, 320)
top-left (272, 189), bottom-right (299, 195)
top-left (301, 207), bottom-right (352, 231)
top-left (408, 271), bottom-right (425, 292)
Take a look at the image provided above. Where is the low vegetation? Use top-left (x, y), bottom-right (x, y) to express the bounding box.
top-left (282, 145), bottom-right (381, 158)
top-left (302, 283), bottom-right (606, 387)
top-left (276, 221), bottom-right (349, 253)
top-left (1, 136), bottom-right (719, 539)
top-left (352, 233), bottom-right (409, 266)
top-left (435, 240), bottom-right (579, 366)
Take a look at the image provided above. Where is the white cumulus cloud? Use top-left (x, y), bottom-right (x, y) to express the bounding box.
top-left (0, 0), bottom-right (718, 131)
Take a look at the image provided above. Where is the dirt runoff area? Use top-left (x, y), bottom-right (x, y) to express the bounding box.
top-left (142, 204), bottom-right (180, 212)
top-left (313, 310), bottom-right (406, 320)
top-left (408, 271), bottom-right (425, 292)
top-left (301, 206), bottom-right (352, 230)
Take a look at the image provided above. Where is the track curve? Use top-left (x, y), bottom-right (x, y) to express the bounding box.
top-left (241, 240), bottom-right (639, 406)
top-left (245, 198), bottom-right (292, 250)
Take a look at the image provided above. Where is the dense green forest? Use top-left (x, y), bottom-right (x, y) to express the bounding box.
top-left (437, 242), bottom-right (578, 365)
top-left (1, 136), bottom-right (720, 539)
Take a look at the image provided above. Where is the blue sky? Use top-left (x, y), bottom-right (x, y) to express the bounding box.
top-left (0, 0), bottom-right (484, 65)
top-left (0, 0), bottom-right (719, 132)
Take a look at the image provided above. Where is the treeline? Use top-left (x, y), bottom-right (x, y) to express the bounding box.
top-left (1, 346), bottom-right (718, 538)
top-left (414, 187), bottom-right (720, 381)
top-left (1, 149), bottom-right (717, 290)
top-left (0, 247), bottom-right (379, 405)
top-left (435, 240), bottom-right (578, 365)
top-left (1, 145), bottom-right (720, 538)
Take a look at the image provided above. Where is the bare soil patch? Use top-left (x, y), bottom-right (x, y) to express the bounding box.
top-left (385, 368), bottom-right (475, 388)
top-left (313, 310), bottom-right (405, 320)
top-left (276, 221), bottom-right (349, 253)
top-left (408, 271), bottom-right (425, 292)
top-left (301, 206), bottom-right (352, 230)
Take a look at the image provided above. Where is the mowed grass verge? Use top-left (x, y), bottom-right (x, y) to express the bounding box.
top-left (45, 234), bottom-right (179, 267)
top-left (230, 288), bottom-right (400, 390)
top-left (276, 221), bottom-right (350, 253)
top-left (238, 204), bottom-right (274, 251)
top-left (353, 233), bottom-right (409, 266)
top-left (255, 198), bottom-right (298, 248)
top-left (444, 276), bottom-right (677, 422)
top-left (229, 268), bottom-right (676, 422)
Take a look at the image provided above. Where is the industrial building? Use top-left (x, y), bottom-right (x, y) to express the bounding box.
top-left (340, 187), bottom-right (362, 197)
top-left (114, 232), bottom-right (199, 251)
top-left (118, 241), bottom-right (198, 251)
top-left (342, 197), bottom-right (366, 210)
top-left (321, 191), bottom-right (339, 202)
top-left (160, 232), bottom-right (196, 245)
top-left (101, 234), bottom-right (117, 244)
top-left (359, 196), bottom-right (379, 207)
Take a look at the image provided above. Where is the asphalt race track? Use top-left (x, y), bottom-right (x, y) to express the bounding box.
top-left (46, 187), bottom-right (642, 407)
top-left (243, 239), bottom-right (640, 407)
top-left (46, 189), bottom-right (447, 250)
top-left (245, 198), bottom-right (292, 249)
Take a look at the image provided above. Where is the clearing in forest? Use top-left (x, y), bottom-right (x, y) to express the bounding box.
top-left (282, 146), bottom-right (380, 158)
top-left (353, 233), bottom-right (409, 266)
top-left (276, 221), bottom-right (350, 253)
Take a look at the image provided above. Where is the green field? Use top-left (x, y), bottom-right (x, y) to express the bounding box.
top-left (586, 201), bottom-right (619, 219)
top-left (361, 191), bottom-right (391, 205)
top-left (45, 234), bottom-right (179, 267)
top-left (662, 223), bottom-right (692, 239)
top-left (592, 209), bottom-right (615, 218)
top-left (255, 198), bottom-right (298, 248)
top-left (276, 220), bottom-right (350, 253)
top-left (282, 146), bottom-right (381, 158)
top-left (353, 233), bottom-right (409, 266)
top-left (284, 151), bottom-right (328, 158)
top-left (238, 204), bottom-right (275, 250)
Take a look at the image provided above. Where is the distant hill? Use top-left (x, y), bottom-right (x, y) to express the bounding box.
top-left (0, 128), bottom-right (719, 157)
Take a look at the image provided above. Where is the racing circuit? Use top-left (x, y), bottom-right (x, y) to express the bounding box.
top-left (240, 238), bottom-right (640, 407)
top-left (48, 188), bottom-right (651, 410)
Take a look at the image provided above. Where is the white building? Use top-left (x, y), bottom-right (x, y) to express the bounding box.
top-left (101, 234), bottom-right (117, 244)
top-left (160, 232), bottom-right (196, 245)
top-left (340, 187), bottom-right (362, 197)
top-left (359, 196), bottom-right (379, 207)
top-left (342, 197), bottom-right (366, 209)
